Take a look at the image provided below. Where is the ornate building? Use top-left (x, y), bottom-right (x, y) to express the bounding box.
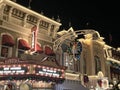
top-left (0, 0), bottom-right (120, 90)
top-left (0, 0), bottom-right (88, 90)
top-left (0, 0), bottom-right (66, 90)
top-left (78, 30), bottom-right (120, 89)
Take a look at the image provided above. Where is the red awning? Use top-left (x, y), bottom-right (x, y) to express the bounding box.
top-left (2, 35), bottom-right (15, 47)
top-left (36, 44), bottom-right (43, 53)
top-left (45, 46), bottom-right (55, 56)
top-left (18, 39), bottom-right (31, 50)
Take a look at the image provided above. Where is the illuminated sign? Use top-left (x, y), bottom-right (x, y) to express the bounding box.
top-left (0, 65), bottom-right (29, 75)
top-left (31, 25), bottom-right (38, 51)
top-left (35, 66), bottom-right (64, 78)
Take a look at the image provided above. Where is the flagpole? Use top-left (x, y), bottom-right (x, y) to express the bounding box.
top-left (28, 0), bottom-right (32, 9)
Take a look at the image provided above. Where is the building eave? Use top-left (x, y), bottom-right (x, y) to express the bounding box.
top-left (2, 0), bottom-right (62, 26)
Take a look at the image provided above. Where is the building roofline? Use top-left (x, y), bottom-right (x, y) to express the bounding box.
top-left (2, 0), bottom-right (62, 26)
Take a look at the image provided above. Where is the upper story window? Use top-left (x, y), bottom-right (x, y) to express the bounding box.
top-left (1, 46), bottom-right (11, 58)
top-left (1, 34), bottom-right (15, 58)
top-left (49, 25), bottom-right (55, 36)
top-left (12, 8), bottom-right (25, 20)
top-left (94, 55), bottom-right (101, 74)
top-left (39, 20), bottom-right (49, 29)
top-left (27, 15), bottom-right (38, 24)
top-left (50, 25), bottom-right (54, 31)
top-left (3, 5), bottom-right (11, 15)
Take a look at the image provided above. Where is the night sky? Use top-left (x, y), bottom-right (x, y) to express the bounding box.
top-left (16, 0), bottom-right (120, 48)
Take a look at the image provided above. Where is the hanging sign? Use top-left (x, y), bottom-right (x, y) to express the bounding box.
top-left (31, 25), bottom-right (38, 52)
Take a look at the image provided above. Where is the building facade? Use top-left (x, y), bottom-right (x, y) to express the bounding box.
top-left (78, 30), bottom-right (120, 89)
top-left (0, 0), bottom-right (66, 90)
top-left (0, 0), bottom-right (88, 90)
top-left (0, 0), bottom-right (120, 90)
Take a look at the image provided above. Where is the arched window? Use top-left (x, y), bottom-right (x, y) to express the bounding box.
top-left (17, 39), bottom-right (30, 57)
top-left (1, 34), bottom-right (15, 57)
top-left (94, 56), bottom-right (101, 74)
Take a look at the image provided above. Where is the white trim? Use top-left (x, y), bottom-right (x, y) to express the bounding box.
top-left (107, 57), bottom-right (120, 64)
top-left (3, 0), bottom-right (61, 26)
top-left (0, 22), bottom-right (30, 37)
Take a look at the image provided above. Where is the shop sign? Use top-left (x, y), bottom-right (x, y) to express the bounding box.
top-left (35, 66), bottom-right (64, 78)
top-left (4, 58), bottom-right (20, 64)
top-left (3, 58), bottom-right (26, 64)
top-left (0, 65), bottom-right (29, 75)
top-left (31, 25), bottom-right (38, 52)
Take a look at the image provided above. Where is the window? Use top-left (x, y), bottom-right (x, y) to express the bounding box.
top-left (94, 56), bottom-right (101, 74)
top-left (1, 34), bottom-right (14, 58)
top-left (49, 25), bottom-right (55, 36)
top-left (39, 20), bottom-right (49, 29)
top-left (17, 39), bottom-right (30, 58)
top-left (18, 49), bottom-right (25, 58)
top-left (3, 5), bottom-right (11, 15)
top-left (1, 45), bottom-right (13, 58)
top-left (12, 8), bottom-right (25, 20)
top-left (27, 15), bottom-right (38, 24)
top-left (1, 46), bottom-right (8, 57)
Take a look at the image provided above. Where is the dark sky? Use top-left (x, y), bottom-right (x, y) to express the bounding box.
top-left (16, 0), bottom-right (120, 48)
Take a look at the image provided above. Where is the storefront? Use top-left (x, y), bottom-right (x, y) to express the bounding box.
top-left (0, 57), bottom-right (66, 90)
top-left (54, 72), bottom-right (88, 90)
top-left (54, 79), bottom-right (88, 90)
